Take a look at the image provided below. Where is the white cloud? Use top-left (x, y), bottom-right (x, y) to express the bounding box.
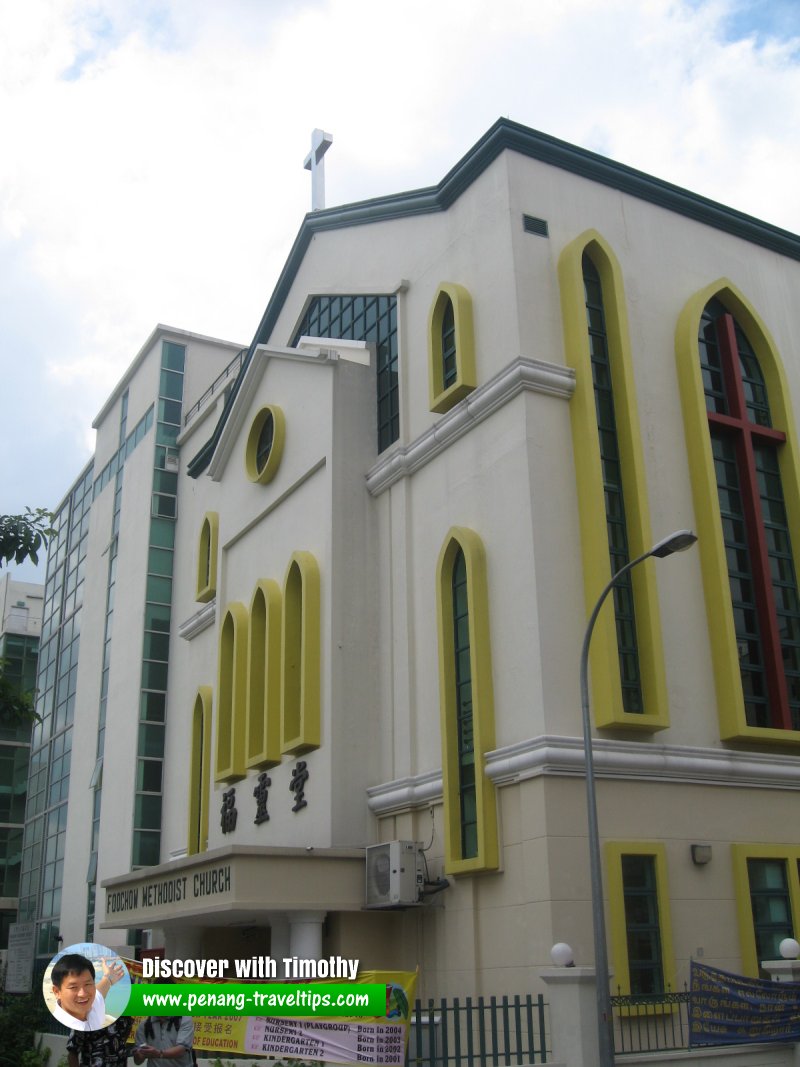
top-left (1, 0), bottom-right (800, 525)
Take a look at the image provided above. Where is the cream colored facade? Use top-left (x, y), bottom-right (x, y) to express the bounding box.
top-left (22, 120), bottom-right (800, 1001)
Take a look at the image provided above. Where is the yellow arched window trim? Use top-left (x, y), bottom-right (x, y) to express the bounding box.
top-left (558, 230), bottom-right (668, 730)
top-left (188, 686), bottom-right (212, 855)
top-left (428, 283), bottom-right (477, 413)
top-left (675, 279), bottom-right (800, 744)
top-left (196, 512), bottom-right (219, 603)
top-left (436, 527), bottom-right (499, 875)
top-left (281, 551), bottom-right (321, 755)
top-left (215, 601), bottom-right (249, 783)
top-left (247, 579), bottom-right (282, 768)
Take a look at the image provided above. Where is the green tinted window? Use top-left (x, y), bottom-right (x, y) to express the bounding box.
top-left (622, 854), bottom-right (664, 995)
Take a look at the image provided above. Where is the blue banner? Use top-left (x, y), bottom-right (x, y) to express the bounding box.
top-left (690, 961), bottom-right (800, 1046)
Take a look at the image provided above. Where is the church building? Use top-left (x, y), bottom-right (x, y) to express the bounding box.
top-left (20, 119), bottom-right (800, 1001)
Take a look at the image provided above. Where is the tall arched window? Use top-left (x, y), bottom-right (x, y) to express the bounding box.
top-left (215, 603), bottom-right (248, 781)
top-left (247, 580), bottom-right (282, 767)
top-left (281, 552), bottom-right (321, 755)
top-left (437, 528), bottom-right (498, 874)
top-left (559, 231), bottom-right (668, 730)
top-left (677, 283), bottom-right (800, 741)
top-left (583, 254), bottom-right (643, 713)
top-left (188, 687), bottom-right (212, 855)
top-left (451, 548), bottom-right (476, 856)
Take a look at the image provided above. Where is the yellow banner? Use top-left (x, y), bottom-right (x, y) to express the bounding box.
top-left (123, 959), bottom-right (417, 1064)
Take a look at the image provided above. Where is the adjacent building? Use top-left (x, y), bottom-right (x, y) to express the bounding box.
top-left (0, 572), bottom-right (43, 955)
top-left (20, 119), bottom-right (800, 999)
top-left (16, 326), bottom-right (245, 967)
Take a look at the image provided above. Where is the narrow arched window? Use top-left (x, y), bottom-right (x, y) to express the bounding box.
top-left (559, 231), bottom-right (668, 731)
top-left (437, 528), bottom-right (498, 874)
top-left (247, 580), bottom-right (282, 768)
top-left (188, 687), bottom-right (212, 855)
top-left (583, 255), bottom-right (642, 713)
top-left (196, 512), bottom-right (218, 603)
top-left (451, 548), bottom-right (477, 858)
top-left (281, 552), bottom-right (321, 755)
top-left (441, 298), bottom-right (457, 389)
top-left (215, 603), bottom-right (248, 782)
top-left (699, 300), bottom-right (800, 731)
top-left (428, 284), bottom-right (476, 413)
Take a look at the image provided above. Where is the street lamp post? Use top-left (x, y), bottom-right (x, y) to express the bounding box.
top-left (580, 529), bottom-right (697, 1067)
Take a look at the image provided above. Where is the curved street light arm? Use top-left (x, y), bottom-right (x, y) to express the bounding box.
top-left (579, 530), bottom-right (696, 1067)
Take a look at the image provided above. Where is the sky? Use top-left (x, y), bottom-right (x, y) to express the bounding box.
top-left (2, 0), bottom-right (800, 582)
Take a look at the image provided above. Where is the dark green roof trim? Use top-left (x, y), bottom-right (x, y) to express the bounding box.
top-left (188, 117), bottom-right (800, 477)
top-left (187, 346), bottom-right (252, 477)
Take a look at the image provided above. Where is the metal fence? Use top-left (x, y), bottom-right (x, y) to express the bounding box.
top-left (29, 988), bottom-right (550, 1066)
top-left (407, 994), bottom-right (549, 1066)
top-left (611, 987), bottom-right (691, 1054)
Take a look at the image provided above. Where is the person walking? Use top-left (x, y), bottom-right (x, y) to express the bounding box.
top-left (132, 1017), bottom-right (194, 1067)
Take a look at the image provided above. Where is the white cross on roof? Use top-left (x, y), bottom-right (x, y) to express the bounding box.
top-left (304, 129), bottom-right (333, 212)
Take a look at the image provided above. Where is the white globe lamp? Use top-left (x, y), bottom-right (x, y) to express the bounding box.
top-left (779, 937), bottom-right (800, 960)
top-left (550, 942), bottom-right (575, 967)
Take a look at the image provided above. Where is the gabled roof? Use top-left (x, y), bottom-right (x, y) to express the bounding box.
top-left (206, 338), bottom-right (369, 480)
top-left (188, 117), bottom-right (800, 478)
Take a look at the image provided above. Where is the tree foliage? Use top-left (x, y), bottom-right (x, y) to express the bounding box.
top-left (0, 507), bottom-right (52, 728)
top-left (0, 659), bottom-right (39, 728)
top-left (0, 976), bottom-right (52, 1066)
top-left (0, 508), bottom-right (56, 568)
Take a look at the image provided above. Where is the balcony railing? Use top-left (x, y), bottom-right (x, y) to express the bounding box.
top-left (611, 986), bottom-right (691, 1054)
top-left (183, 348), bottom-right (247, 429)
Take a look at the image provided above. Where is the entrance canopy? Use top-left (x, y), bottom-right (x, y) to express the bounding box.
top-left (100, 844), bottom-right (364, 929)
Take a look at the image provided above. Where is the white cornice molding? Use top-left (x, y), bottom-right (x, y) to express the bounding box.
top-left (366, 736), bottom-right (800, 815)
top-left (365, 357), bottom-right (575, 496)
top-left (485, 735), bottom-right (800, 790)
top-left (366, 770), bottom-right (443, 815)
top-left (178, 600), bottom-right (216, 641)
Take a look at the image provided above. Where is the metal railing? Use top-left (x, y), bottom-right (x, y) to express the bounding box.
top-left (183, 348), bottom-right (247, 427)
top-left (408, 994), bottom-right (549, 1066)
top-left (611, 986), bottom-right (691, 1054)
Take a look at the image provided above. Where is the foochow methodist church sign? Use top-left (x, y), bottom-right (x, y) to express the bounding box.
top-left (106, 864), bottom-right (232, 919)
top-left (100, 844), bottom-right (365, 928)
top-left (105, 862), bottom-right (233, 924)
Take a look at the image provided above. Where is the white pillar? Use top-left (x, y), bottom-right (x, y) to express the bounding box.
top-left (270, 916), bottom-right (290, 962)
top-left (163, 927), bottom-right (203, 959)
top-left (289, 910), bottom-right (327, 960)
top-left (540, 966), bottom-right (603, 1067)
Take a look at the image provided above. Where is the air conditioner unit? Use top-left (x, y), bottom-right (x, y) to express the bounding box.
top-left (365, 841), bottom-right (424, 908)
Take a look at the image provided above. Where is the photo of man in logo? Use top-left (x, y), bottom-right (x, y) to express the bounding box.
top-left (44, 943), bottom-right (130, 1031)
